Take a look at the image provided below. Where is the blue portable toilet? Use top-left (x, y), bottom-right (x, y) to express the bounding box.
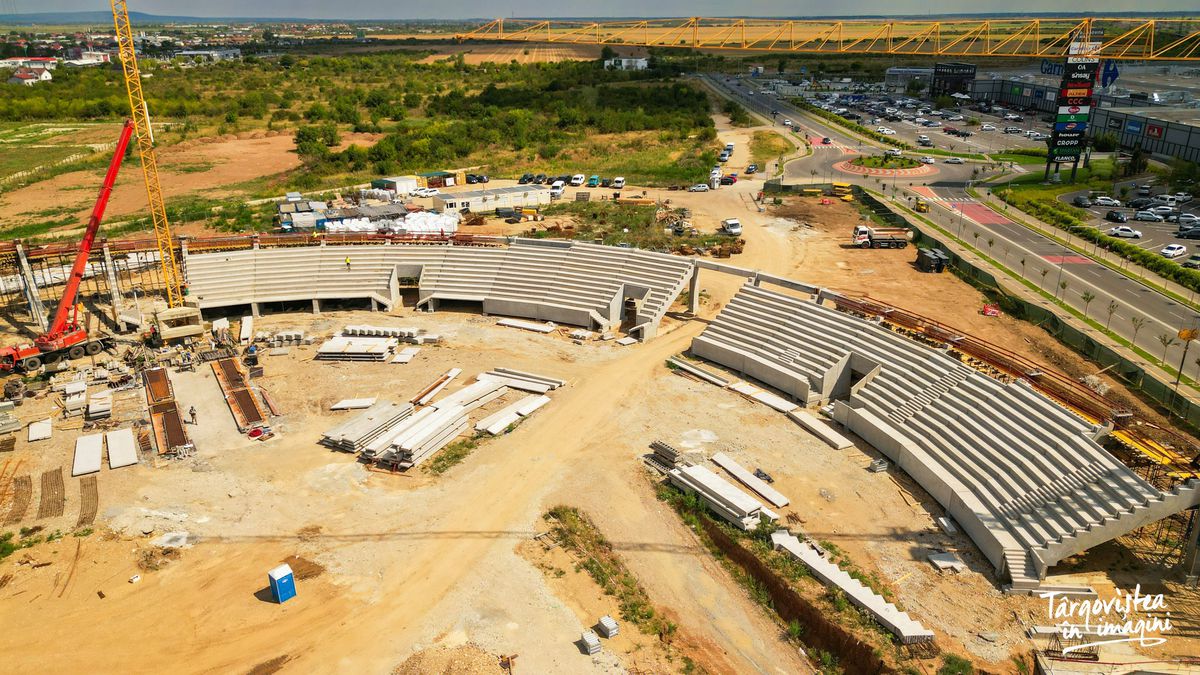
top-left (268, 563), bottom-right (296, 604)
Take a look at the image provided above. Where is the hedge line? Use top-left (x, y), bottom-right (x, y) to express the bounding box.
top-left (998, 190), bottom-right (1200, 292)
top-left (792, 99), bottom-right (910, 150)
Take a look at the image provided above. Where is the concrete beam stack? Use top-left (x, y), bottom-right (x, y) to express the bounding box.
top-left (320, 402), bottom-right (413, 452)
top-left (668, 464), bottom-right (776, 531)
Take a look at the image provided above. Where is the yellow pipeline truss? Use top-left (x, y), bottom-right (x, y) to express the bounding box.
top-left (110, 0), bottom-right (185, 308)
top-left (457, 17), bottom-right (1200, 60)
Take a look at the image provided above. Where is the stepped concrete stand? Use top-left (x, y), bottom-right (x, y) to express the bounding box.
top-left (772, 530), bottom-right (934, 644)
top-left (184, 238), bottom-right (694, 339)
top-left (668, 464), bottom-right (778, 531)
top-left (694, 282), bottom-right (1200, 590)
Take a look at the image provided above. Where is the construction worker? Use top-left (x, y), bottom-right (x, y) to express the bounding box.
top-left (345, 256), bottom-right (351, 269)
top-left (189, 406), bottom-right (197, 425)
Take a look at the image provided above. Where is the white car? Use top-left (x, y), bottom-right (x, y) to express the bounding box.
top-left (1110, 225), bottom-right (1144, 237)
top-left (980, 123), bottom-right (996, 131)
top-left (688, 183), bottom-right (710, 192)
top-left (569, 174), bottom-right (585, 186)
top-left (412, 187), bottom-right (439, 198)
top-left (919, 156), bottom-right (935, 164)
top-left (1150, 205), bottom-right (1176, 216)
top-left (612, 176), bottom-right (625, 189)
top-left (1176, 192), bottom-right (1194, 203)
top-left (1162, 244), bottom-right (1187, 258)
top-left (914, 117), bottom-right (928, 125)
top-left (885, 148), bottom-right (903, 157)
top-left (1173, 213), bottom-right (1200, 227)
top-left (1093, 196), bottom-right (1121, 207)
top-left (782, 119), bottom-right (793, 127)
top-left (877, 127), bottom-right (896, 135)
top-left (947, 114), bottom-right (965, 121)
top-left (1003, 113), bottom-right (1022, 121)
top-left (943, 157), bottom-right (965, 164)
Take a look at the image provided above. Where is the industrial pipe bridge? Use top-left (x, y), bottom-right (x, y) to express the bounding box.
top-left (455, 17), bottom-right (1200, 60)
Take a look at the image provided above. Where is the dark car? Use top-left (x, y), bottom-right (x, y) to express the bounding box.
top-left (465, 174), bottom-right (480, 184)
top-left (600, 178), bottom-right (611, 187)
top-left (720, 175), bottom-right (738, 185)
top-left (1177, 228), bottom-right (1200, 240)
top-left (1105, 210), bottom-right (1127, 223)
top-left (518, 172), bottom-right (533, 184)
top-left (822, 137), bottom-right (832, 144)
top-left (1073, 195), bottom-right (1092, 208)
top-left (1128, 197), bottom-right (1154, 209)
top-left (533, 173), bottom-right (547, 184)
top-left (746, 163), bottom-right (758, 174)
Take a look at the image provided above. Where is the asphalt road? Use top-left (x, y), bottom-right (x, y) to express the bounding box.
top-left (701, 73), bottom-right (1200, 377)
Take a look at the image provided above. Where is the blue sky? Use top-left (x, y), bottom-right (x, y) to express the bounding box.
top-left (12, 0), bottom-right (1200, 20)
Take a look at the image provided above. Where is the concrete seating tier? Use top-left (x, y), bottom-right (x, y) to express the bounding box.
top-left (697, 283), bottom-right (1200, 588)
top-left (183, 241), bottom-right (693, 339)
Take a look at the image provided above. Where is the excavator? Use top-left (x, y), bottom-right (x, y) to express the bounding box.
top-left (0, 120), bottom-right (137, 372)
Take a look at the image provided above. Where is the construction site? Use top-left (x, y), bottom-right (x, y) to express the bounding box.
top-left (3, 6), bottom-right (1200, 675)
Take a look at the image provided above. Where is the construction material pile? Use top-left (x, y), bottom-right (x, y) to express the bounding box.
top-left (320, 402), bottom-right (414, 453)
top-left (316, 325), bottom-right (443, 362)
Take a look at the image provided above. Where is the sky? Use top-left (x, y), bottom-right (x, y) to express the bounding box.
top-left (9, 0), bottom-right (1200, 20)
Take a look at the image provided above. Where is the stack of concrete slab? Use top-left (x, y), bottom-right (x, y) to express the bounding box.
top-left (344, 325), bottom-right (420, 339)
top-left (378, 405), bottom-right (468, 470)
top-left (771, 530), bottom-right (934, 643)
top-left (315, 336), bottom-right (395, 361)
top-left (267, 330), bottom-right (306, 347)
top-left (0, 404), bottom-right (20, 435)
top-left (497, 318), bottom-right (556, 333)
top-left (650, 440), bottom-right (680, 468)
top-left (239, 315), bottom-right (254, 344)
top-left (330, 398), bottom-right (377, 410)
top-left (580, 630), bottom-right (602, 655)
top-left (711, 452), bottom-right (789, 508)
top-left (474, 394), bottom-right (551, 436)
top-left (597, 616), bottom-right (619, 638)
top-left (61, 380), bottom-right (87, 417)
top-left (320, 402), bottom-right (413, 452)
top-left (430, 380), bottom-right (507, 413)
top-left (668, 464), bottom-right (777, 531)
top-left (412, 368), bottom-right (461, 405)
top-left (476, 368), bottom-right (565, 394)
top-left (392, 347), bottom-right (421, 364)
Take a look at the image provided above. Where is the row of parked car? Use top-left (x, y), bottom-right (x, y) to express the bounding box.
top-left (517, 173), bottom-right (627, 190)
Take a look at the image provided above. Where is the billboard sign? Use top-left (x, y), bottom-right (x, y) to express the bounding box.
top-left (1147, 124), bottom-right (1164, 139)
top-left (1048, 48), bottom-right (1098, 165)
top-left (1056, 112), bottom-right (1090, 124)
top-left (1054, 121), bottom-right (1088, 132)
top-left (1125, 119), bottom-right (1144, 134)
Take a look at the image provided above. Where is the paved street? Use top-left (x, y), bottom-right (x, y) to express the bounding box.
top-left (701, 73), bottom-right (1200, 377)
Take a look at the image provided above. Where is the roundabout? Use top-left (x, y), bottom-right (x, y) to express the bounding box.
top-left (833, 158), bottom-right (939, 178)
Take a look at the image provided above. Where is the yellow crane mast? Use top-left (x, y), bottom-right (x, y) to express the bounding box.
top-left (109, 0), bottom-right (185, 308)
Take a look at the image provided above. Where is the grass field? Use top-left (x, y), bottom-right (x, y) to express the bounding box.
top-left (748, 130), bottom-right (793, 167)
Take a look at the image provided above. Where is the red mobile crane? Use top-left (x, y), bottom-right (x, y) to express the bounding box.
top-left (0, 120), bottom-right (136, 372)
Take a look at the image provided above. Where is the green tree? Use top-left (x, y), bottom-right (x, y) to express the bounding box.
top-left (1080, 291), bottom-right (1096, 317)
top-left (1130, 316), bottom-right (1147, 349)
top-left (906, 78), bottom-right (926, 96)
top-left (1157, 333), bottom-right (1177, 363)
top-left (1105, 301), bottom-right (1119, 330)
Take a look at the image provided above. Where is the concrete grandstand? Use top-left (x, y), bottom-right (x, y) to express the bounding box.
top-left (691, 282), bottom-right (1200, 591)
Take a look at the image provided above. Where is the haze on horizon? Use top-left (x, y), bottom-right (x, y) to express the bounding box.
top-left (8, 0), bottom-right (1198, 21)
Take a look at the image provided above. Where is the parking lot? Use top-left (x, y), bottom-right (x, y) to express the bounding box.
top-left (1060, 180), bottom-right (1200, 259)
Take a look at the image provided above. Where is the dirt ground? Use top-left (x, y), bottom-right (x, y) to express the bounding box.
top-left (0, 117), bottom-right (1196, 673)
top-left (0, 130), bottom-right (380, 232)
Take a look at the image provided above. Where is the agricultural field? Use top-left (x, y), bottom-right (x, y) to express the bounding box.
top-left (0, 52), bottom-right (714, 241)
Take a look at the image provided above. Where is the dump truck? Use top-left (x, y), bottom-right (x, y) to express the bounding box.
top-left (852, 224), bottom-right (909, 249)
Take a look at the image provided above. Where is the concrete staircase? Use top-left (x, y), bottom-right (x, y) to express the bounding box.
top-left (887, 365), bottom-right (973, 425)
top-left (770, 530), bottom-right (934, 644)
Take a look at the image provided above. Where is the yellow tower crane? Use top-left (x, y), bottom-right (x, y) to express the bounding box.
top-left (109, 0), bottom-right (184, 307)
top-left (109, 0), bottom-right (203, 340)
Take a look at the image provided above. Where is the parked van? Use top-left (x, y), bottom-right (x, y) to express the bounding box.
top-left (550, 180), bottom-right (565, 198)
top-left (1154, 194), bottom-right (1179, 207)
top-left (720, 218), bottom-right (743, 236)
top-left (611, 176), bottom-right (626, 189)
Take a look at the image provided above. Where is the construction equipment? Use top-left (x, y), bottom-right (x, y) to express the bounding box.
top-left (0, 121), bottom-right (137, 372)
top-left (852, 224), bottom-right (910, 249)
top-left (110, 1), bottom-right (203, 340)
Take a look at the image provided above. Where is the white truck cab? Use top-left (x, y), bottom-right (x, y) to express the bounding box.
top-left (721, 218), bottom-right (743, 236)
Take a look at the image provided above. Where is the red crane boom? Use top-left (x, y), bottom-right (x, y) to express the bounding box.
top-left (35, 119), bottom-right (135, 353)
top-left (0, 120), bottom-right (135, 372)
